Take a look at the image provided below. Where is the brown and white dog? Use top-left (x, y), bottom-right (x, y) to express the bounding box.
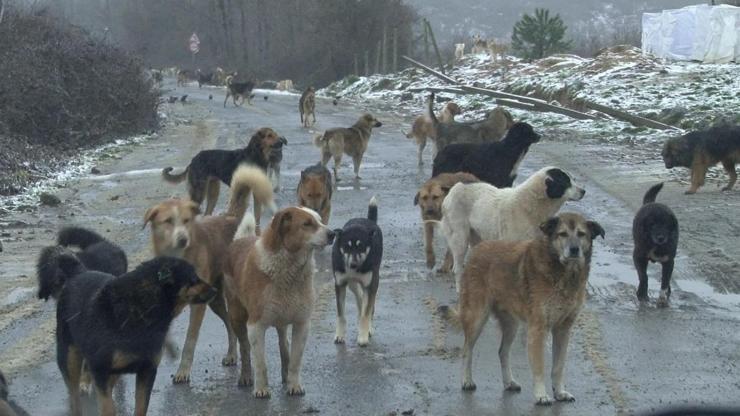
top-left (414, 172), bottom-right (478, 271)
top-left (297, 163), bottom-right (333, 225)
top-left (299, 87), bottom-right (317, 128)
top-left (144, 165), bottom-right (276, 384)
top-left (404, 101), bottom-right (462, 166)
top-left (314, 114), bottom-right (382, 181)
top-left (445, 212), bottom-right (604, 405)
top-left (223, 207), bottom-right (335, 398)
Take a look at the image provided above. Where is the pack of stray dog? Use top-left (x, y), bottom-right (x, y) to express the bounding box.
top-left (14, 69), bottom-right (740, 416)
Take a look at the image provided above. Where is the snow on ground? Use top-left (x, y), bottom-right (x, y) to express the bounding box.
top-left (320, 45), bottom-right (740, 148)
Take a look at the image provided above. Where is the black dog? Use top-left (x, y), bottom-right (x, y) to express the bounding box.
top-left (37, 227), bottom-right (128, 301)
top-left (432, 121), bottom-right (541, 187)
top-left (41, 251), bottom-right (216, 416)
top-left (197, 70), bottom-right (214, 88)
top-left (633, 183), bottom-right (679, 306)
top-left (162, 127), bottom-right (285, 215)
top-left (331, 197), bottom-right (383, 347)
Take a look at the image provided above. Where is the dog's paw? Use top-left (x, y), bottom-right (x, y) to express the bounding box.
top-left (334, 335), bottom-right (346, 344)
top-left (222, 353), bottom-right (238, 367)
top-left (253, 388), bottom-right (271, 399)
top-left (504, 380), bottom-right (521, 392)
top-left (357, 335), bottom-right (370, 347)
top-left (238, 373), bottom-right (253, 387)
top-left (172, 370), bottom-right (191, 384)
top-left (554, 390), bottom-right (575, 402)
top-left (684, 189), bottom-right (697, 195)
top-left (462, 381), bottom-right (477, 391)
top-left (287, 384), bottom-right (305, 396)
top-left (657, 290), bottom-right (670, 308)
top-left (426, 257), bottom-right (436, 270)
top-left (535, 395), bottom-right (554, 406)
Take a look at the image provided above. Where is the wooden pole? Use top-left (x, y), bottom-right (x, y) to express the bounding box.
top-left (354, 54), bottom-right (359, 76)
top-left (364, 50), bottom-right (369, 76)
top-left (424, 19), bottom-right (446, 74)
top-left (392, 28), bottom-right (398, 72)
top-left (423, 22), bottom-right (430, 64)
top-left (382, 26), bottom-right (388, 74)
top-left (375, 41), bottom-right (381, 74)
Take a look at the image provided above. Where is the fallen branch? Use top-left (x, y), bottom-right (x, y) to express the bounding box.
top-left (580, 100), bottom-right (682, 131)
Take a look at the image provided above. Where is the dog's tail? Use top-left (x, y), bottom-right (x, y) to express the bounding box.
top-left (436, 304), bottom-right (462, 330)
top-left (367, 196), bottom-right (378, 223)
top-left (234, 212), bottom-right (257, 240)
top-left (227, 164), bottom-right (277, 219)
top-left (427, 93), bottom-right (439, 126)
top-left (162, 166), bottom-right (189, 184)
top-left (57, 226), bottom-right (106, 249)
top-left (36, 246), bottom-right (87, 301)
top-left (642, 182), bottom-right (664, 205)
top-left (313, 133), bottom-right (327, 148)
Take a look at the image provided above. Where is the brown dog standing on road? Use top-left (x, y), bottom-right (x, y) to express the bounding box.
top-left (297, 163), bottom-right (333, 225)
top-left (404, 101), bottom-right (462, 166)
top-left (299, 87), bottom-right (316, 127)
top-left (414, 172), bottom-right (478, 271)
top-left (223, 207), bottom-right (335, 398)
top-left (144, 165), bottom-right (276, 384)
top-left (314, 113), bottom-right (382, 181)
top-left (443, 212), bottom-right (604, 405)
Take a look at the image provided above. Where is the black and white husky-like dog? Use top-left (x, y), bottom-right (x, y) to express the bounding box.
top-left (332, 197), bottom-right (383, 347)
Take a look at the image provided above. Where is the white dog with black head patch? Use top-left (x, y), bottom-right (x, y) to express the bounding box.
top-left (440, 167), bottom-right (586, 292)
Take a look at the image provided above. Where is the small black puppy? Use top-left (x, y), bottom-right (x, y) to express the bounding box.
top-left (633, 183), bottom-right (679, 306)
top-left (37, 226), bottom-right (128, 301)
top-left (332, 197), bottom-right (383, 347)
top-left (42, 252), bottom-right (216, 416)
top-left (432, 121), bottom-right (541, 187)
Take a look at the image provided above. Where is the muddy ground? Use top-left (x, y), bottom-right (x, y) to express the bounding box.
top-left (0, 80), bottom-right (738, 416)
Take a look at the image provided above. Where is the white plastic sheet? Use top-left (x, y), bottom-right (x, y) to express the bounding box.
top-left (642, 4), bottom-right (740, 63)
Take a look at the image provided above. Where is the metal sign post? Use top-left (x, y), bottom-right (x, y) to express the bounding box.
top-left (189, 33), bottom-right (200, 67)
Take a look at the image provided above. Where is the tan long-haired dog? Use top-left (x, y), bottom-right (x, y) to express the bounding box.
top-left (314, 113), bottom-right (382, 181)
top-left (297, 163), bottom-right (333, 224)
top-left (144, 165), bottom-right (276, 384)
top-left (223, 207), bottom-right (335, 398)
top-left (404, 102), bottom-right (462, 166)
top-left (444, 212), bottom-right (604, 405)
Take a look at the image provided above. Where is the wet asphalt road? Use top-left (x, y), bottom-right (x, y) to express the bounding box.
top-left (1, 81), bottom-right (739, 416)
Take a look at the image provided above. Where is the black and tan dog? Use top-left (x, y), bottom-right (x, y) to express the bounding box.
top-left (297, 163), bottom-right (333, 225)
top-left (42, 251), bottom-right (215, 416)
top-left (162, 127), bottom-right (285, 216)
top-left (314, 113), bottom-right (382, 181)
top-left (37, 227), bottom-right (128, 301)
top-left (633, 183), bottom-right (679, 306)
top-left (299, 86), bottom-right (316, 127)
top-left (432, 121), bottom-right (540, 187)
top-left (428, 93), bottom-right (515, 152)
top-left (442, 212), bottom-right (604, 405)
top-left (414, 172), bottom-right (478, 271)
top-left (224, 76), bottom-right (256, 107)
top-left (662, 125), bottom-right (740, 194)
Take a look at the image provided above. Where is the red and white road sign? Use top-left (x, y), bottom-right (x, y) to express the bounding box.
top-left (189, 33), bottom-right (200, 54)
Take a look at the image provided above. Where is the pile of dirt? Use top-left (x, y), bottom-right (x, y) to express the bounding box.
top-left (0, 9), bottom-right (160, 196)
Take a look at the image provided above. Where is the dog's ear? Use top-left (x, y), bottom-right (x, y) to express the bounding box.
top-left (280, 136), bottom-right (288, 145)
top-left (586, 221), bottom-right (605, 240)
top-left (539, 217), bottom-right (560, 237)
top-left (263, 210), bottom-right (292, 252)
top-left (333, 228), bottom-right (343, 239)
top-left (143, 207), bottom-right (158, 229)
top-left (413, 192), bottom-right (420, 206)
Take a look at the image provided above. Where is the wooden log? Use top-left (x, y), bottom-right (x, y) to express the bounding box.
top-left (424, 19), bottom-right (446, 74)
top-left (581, 100), bottom-right (682, 131)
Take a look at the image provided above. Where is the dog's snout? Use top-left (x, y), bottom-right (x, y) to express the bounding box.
top-left (569, 246), bottom-right (580, 257)
top-left (176, 236), bottom-right (189, 248)
top-left (327, 229), bottom-right (336, 244)
top-left (375, 121), bottom-right (383, 127)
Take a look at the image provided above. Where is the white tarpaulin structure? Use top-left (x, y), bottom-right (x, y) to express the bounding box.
top-left (642, 4), bottom-right (740, 63)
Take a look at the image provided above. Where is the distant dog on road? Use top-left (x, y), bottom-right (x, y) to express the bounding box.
top-left (442, 212), bottom-right (603, 405)
top-left (428, 93), bottom-right (515, 152)
top-left (404, 101), bottom-right (462, 166)
top-left (223, 207), bottom-right (335, 398)
top-left (633, 183), bottom-right (679, 306)
top-left (441, 167), bottom-right (585, 291)
top-left (37, 227), bottom-right (128, 301)
top-left (455, 43), bottom-right (465, 60)
top-left (224, 77), bottom-right (256, 107)
top-left (299, 86), bottom-right (316, 127)
top-left (162, 127), bottom-right (285, 216)
top-left (662, 125), bottom-right (740, 194)
top-left (432, 121), bottom-right (540, 187)
top-left (414, 172), bottom-right (478, 271)
top-left (196, 69), bottom-right (214, 88)
top-left (332, 197), bottom-right (383, 346)
top-left (314, 113), bottom-right (382, 181)
top-left (43, 252), bottom-right (215, 416)
top-left (297, 163), bottom-right (333, 225)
